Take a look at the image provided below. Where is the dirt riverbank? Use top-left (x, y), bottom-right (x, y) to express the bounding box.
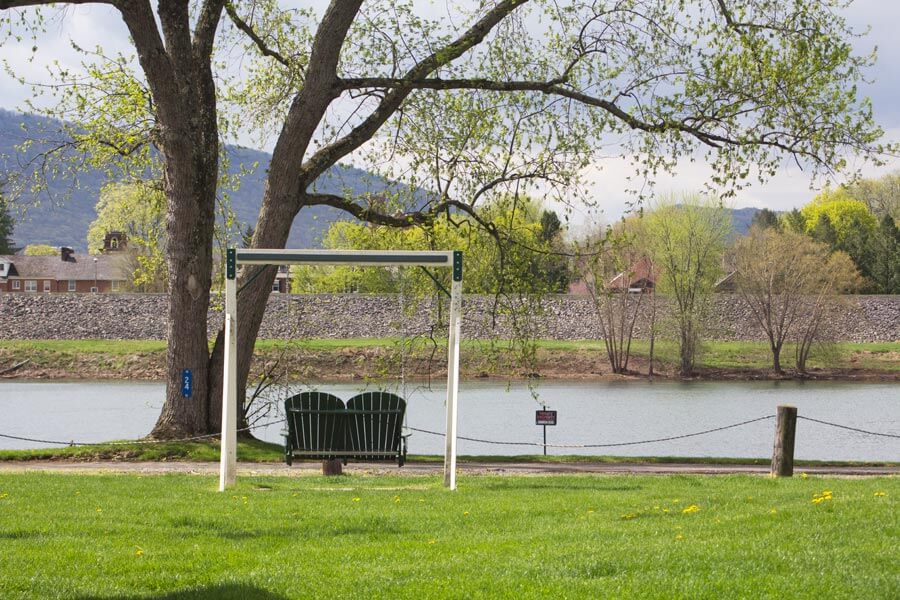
top-left (1, 345), bottom-right (897, 382)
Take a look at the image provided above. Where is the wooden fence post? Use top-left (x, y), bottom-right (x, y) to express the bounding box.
top-left (322, 459), bottom-right (343, 476)
top-left (771, 405), bottom-right (797, 477)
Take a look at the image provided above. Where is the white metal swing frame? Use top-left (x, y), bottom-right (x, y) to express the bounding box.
top-left (219, 249), bottom-right (463, 491)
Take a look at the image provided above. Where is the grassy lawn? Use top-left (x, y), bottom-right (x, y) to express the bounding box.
top-left (0, 473), bottom-right (896, 599)
top-left (1, 439), bottom-right (896, 467)
top-left (2, 338), bottom-right (898, 375)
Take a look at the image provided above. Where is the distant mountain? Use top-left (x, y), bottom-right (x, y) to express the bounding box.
top-left (0, 109), bottom-right (417, 251)
top-left (1, 109), bottom-right (764, 250)
top-left (729, 206), bottom-right (761, 236)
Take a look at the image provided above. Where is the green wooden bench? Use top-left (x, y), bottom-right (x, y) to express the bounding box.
top-left (284, 391), bottom-right (408, 467)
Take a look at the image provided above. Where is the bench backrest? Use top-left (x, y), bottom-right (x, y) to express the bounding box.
top-left (285, 391), bottom-right (347, 453)
top-left (345, 392), bottom-right (406, 459)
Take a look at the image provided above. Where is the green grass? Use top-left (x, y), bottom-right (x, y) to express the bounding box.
top-left (0, 439), bottom-right (283, 463)
top-left (1, 440), bottom-right (896, 467)
top-left (0, 473), bottom-right (896, 599)
top-left (3, 338), bottom-right (897, 374)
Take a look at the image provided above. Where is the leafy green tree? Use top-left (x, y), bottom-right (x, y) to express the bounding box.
top-left (4, 0), bottom-right (893, 438)
top-left (809, 213), bottom-right (839, 248)
top-left (645, 195), bottom-right (730, 376)
top-left (781, 209), bottom-right (807, 234)
top-left (800, 188), bottom-right (878, 244)
top-left (87, 182), bottom-right (167, 292)
top-left (23, 244), bottom-right (57, 256)
top-left (751, 208), bottom-right (780, 231)
top-left (0, 187), bottom-right (16, 254)
top-left (535, 210), bottom-right (570, 293)
top-left (293, 199), bottom-right (564, 295)
top-left (869, 215), bottom-right (900, 294)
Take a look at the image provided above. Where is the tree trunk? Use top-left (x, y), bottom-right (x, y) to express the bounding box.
top-left (772, 343), bottom-right (782, 374)
top-left (125, 1), bottom-right (222, 439)
top-left (206, 188), bottom-right (305, 431)
top-left (151, 159), bottom-right (217, 438)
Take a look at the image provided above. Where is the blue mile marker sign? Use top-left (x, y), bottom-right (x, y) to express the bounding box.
top-left (182, 369), bottom-right (193, 398)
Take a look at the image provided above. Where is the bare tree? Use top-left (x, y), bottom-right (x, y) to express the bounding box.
top-left (734, 228), bottom-right (860, 373)
top-left (583, 225), bottom-right (650, 374)
top-left (794, 252), bottom-right (861, 373)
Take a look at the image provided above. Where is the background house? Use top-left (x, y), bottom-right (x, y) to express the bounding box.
top-left (0, 246), bottom-right (128, 293)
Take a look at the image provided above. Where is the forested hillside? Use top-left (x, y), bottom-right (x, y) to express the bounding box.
top-left (0, 109), bottom-right (413, 251)
top-left (1, 109), bottom-right (760, 250)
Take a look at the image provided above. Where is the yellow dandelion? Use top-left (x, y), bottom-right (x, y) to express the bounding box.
top-left (428, 539), bottom-right (436, 545)
top-left (675, 534), bottom-right (684, 541)
top-left (662, 508), bottom-right (670, 514)
top-left (135, 547), bottom-right (144, 557)
top-left (874, 491), bottom-right (887, 497)
top-left (770, 508), bottom-right (778, 514)
top-left (463, 511), bottom-right (470, 517)
top-left (586, 509), bottom-right (595, 514)
top-left (800, 472), bottom-right (809, 479)
top-left (0, 493), bottom-right (8, 500)
top-left (96, 508), bottom-right (102, 513)
top-left (682, 505), bottom-right (700, 514)
top-left (352, 497), bottom-right (361, 502)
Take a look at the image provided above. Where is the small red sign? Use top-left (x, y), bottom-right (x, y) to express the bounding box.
top-left (535, 410), bottom-right (557, 426)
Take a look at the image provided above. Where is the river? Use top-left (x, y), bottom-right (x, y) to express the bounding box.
top-left (1, 380), bottom-right (897, 461)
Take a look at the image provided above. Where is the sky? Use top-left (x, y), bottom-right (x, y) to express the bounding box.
top-left (1, 0), bottom-right (898, 224)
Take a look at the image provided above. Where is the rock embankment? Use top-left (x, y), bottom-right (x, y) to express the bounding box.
top-left (1, 292), bottom-right (898, 342)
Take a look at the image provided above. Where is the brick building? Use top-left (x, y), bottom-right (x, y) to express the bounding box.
top-left (0, 246), bottom-right (128, 293)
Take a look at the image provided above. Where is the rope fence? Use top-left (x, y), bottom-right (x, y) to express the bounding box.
top-left (1, 413), bottom-right (897, 451)
top-left (407, 415), bottom-right (778, 448)
top-left (796, 416), bottom-right (900, 439)
top-left (0, 419), bottom-right (283, 448)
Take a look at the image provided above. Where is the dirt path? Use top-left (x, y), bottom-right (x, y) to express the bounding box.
top-left (0, 460), bottom-right (895, 477)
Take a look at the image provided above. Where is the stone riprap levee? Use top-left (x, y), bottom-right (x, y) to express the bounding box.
top-left (0, 292), bottom-right (898, 342)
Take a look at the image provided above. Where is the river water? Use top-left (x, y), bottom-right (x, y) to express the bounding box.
top-left (1, 380), bottom-right (897, 461)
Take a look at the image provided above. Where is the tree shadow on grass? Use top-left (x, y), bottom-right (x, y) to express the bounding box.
top-left (76, 584), bottom-right (287, 600)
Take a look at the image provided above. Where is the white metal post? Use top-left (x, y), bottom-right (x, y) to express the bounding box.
top-left (443, 252), bottom-right (462, 490)
top-left (219, 258), bottom-right (238, 491)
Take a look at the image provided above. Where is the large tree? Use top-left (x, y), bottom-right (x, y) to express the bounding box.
top-left (1, 0), bottom-right (893, 437)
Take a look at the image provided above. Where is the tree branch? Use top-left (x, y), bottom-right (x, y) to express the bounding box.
top-left (337, 76), bottom-right (834, 156)
top-left (193, 0), bottom-right (225, 60)
top-left (304, 193), bottom-right (497, 238)
top-left (223, 1), bottom-right (291, 67)
top-left (299, 0), bottom-right (529, 185)
top-left (0, 0), bottom-right (111, 6)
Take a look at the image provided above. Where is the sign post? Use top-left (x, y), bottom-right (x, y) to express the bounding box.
top-left (535, 407), bottom-right (557, 456)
